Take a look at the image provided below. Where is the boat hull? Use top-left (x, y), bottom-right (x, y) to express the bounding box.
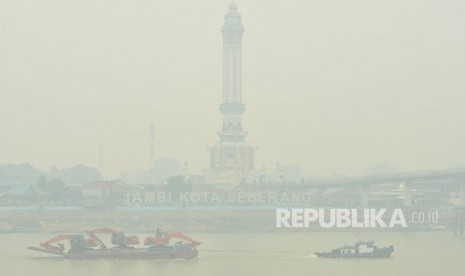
top-left (315, 246), bottom-right (394, 258)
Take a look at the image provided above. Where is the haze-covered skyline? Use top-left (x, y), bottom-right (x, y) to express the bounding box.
top-left (1, 0), bottom-right (464, 178)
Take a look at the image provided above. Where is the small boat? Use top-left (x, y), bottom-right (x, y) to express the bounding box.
top-left (315, 240), bottom-right (393, 258)
top-left (28, 227), bottom-right (200, 260)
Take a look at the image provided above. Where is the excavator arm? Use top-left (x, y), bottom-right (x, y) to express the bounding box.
top-left (86, 232), bottom-right (106, 249)
top-left (144, 231), bottom-right (201, 247)
top-left (85, 227), bottom-right (139, 248)
top-left (38, 234), bottom-right (98, 252)
top-left (40, 234), bottom-right (72, 252)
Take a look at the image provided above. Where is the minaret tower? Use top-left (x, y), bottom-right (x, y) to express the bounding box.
top-left (210, 2), bottom-right (255, 184)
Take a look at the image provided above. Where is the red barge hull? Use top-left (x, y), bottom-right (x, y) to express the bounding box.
top-left (28, 246), bottom-right (198, 260)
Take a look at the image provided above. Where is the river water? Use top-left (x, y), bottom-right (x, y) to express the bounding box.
top-left (1, 231), bottom-right (464, 276)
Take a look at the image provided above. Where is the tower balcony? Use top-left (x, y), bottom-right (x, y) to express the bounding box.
top-left (217, 129), bottom-right (248, 141)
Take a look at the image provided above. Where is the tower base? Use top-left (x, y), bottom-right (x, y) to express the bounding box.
top-left (209, 141), bottom-right (255, 185)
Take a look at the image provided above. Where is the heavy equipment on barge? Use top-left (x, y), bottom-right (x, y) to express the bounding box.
top-left (28, 227), bottom-right (201, 260)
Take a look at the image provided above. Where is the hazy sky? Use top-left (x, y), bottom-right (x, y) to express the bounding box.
top-left (1, 0), bottom-right (464, 178)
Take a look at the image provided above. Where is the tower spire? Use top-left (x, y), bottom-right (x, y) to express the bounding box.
top-left (229, 1), bottom-right (237, 11)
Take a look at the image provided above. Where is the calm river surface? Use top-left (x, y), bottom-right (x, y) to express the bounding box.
top-left (1, 231), bottom-right (464, 276)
